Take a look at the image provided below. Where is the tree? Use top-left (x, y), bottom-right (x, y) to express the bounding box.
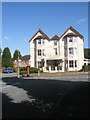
top-left (2, 47), bottom-right (13, 67)
top-left (13, 50), bottom-right (22, 61)
top-left (84, 48), bottom-right (90, 59)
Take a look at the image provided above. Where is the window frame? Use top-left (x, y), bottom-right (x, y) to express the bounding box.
top-left (54, 40), bottom-right (57, 45)
top-left (42, 40), bottom-right (45, 44)
top-left (42, 49), bottom-right (46, 56)
top-left (38, 39), bottom-right (41, 44)
top-left (69, 48), bottom-right (74, 55)
top-left (69, 60), bottom-right (74, 68)
top-left (38, 49), bottom-right (41, 56)
top-left (38, 61), bottom-right (41, 68)
top-left (54, 48), bottom-right (57, 55)
top-left (75, 60), bottom-right (77, 67)
top-left (69, 37), bottom-right (73, 42)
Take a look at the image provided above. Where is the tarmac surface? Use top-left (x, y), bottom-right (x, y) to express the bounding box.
top-left (1, 73), bottom-right (90, 119)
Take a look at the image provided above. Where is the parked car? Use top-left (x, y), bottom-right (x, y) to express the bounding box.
top-left (3, 68), bottom-right (14, 73)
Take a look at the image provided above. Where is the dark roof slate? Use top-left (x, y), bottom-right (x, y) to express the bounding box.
top-left (51, 35), bottom-right (59, 40)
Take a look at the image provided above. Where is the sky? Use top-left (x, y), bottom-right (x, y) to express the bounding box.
top-left (2, 2), bottom-right (88, 57)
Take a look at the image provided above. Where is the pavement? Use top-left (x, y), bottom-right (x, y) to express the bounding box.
top-left (23, 74), bottom-right (89, 82)
top-left (1, 72), bottom-right (17, 78)
top-left (1, 72), bottom-right (90, 82)
top-left (1, 75), bottom-right (89, 119)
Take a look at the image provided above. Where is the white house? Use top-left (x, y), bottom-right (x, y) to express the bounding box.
top-left (29, 26), bottom-right (84, 72)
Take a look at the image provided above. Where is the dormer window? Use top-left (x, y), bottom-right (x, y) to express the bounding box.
top-left (69, 37), bottom-right (73, 42)
top-left (38, 39), bottom-right (41, 44)
top-left (54, 40), bottom-right (57, 45)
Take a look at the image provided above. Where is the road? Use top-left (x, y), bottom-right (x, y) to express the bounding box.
top-left (1, 73), bottom-right (89, 119)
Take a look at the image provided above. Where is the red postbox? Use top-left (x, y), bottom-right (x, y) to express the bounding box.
top-left (27, 66), bottom-right (29, 77)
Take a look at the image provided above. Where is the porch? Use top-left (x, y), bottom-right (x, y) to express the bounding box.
top-left (43, 59), bottom-right (64, 72)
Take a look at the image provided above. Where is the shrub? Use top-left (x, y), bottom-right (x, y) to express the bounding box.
top-left (84, 65), bottom-right (90, 72)
top-left (20, 70), bottom-right (27, 75)
top-left (40, 70), bottom-right (43, 73)
top-left (30, 67), bottom-right (40, 73)
top-left (79, 65), bottom-right (90, 72)
top-left (13, 67), bottom-right (18, 72)
top-left (20, 67), bottom-right (40, 75)
top-left (1, 67), bottom-right (5, 73)
top-left (20, 67), bottom-right (27, 71)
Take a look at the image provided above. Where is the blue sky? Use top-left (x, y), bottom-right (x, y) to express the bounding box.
top-left (2, 2), bottom-right (88, 57)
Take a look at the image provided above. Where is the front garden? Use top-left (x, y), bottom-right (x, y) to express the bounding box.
top-left (1, 65), bottom-right (90, 77)
top-left (13, 67), bottom-right (42, 76)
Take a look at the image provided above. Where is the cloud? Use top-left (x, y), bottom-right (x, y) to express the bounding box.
top-left (24, 38), bottom-right (27, 42)
top-left (77, 18), bottom-right (86, 24)
top-left (4, 35), bottom-right (9, 40)
top-left (24, 39), bottom-right (27, 43)
top-left (23, 38), bottom-right (28, 45)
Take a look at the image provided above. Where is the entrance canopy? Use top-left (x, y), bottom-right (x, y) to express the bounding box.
top-left (47, 55), bottom-right (62, 61)
top-left (47, 59), bottom-right (62, 66)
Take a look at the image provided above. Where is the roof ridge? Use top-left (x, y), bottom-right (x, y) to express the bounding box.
top-left (51, 34), bottom-right (59, 40)
top-left (29, 28), bottom-right (50, 42)
top-left (59, 26), bottom-right (84, 40)
top-left (29, 26), bottom-right (84, 42)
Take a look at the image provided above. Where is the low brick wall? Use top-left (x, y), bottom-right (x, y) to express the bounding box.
top-left (29, 71), bottom-right (89, 77)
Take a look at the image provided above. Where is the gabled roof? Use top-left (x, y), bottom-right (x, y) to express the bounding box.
top-left (51, 35), bottom-right (59, 40)
top-left (29, 28), bottom-right (50, 42)
top-left (29, 26), bottom-right (84, 42)
top-left (59, 26), bottom-right (84, 40)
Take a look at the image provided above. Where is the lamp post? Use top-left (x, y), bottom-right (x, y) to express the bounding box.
top-left (17, 50), bottom-right (19, 78)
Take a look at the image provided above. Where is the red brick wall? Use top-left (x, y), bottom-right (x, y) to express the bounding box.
top-left (13, 60), bottom-right (29, 67)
